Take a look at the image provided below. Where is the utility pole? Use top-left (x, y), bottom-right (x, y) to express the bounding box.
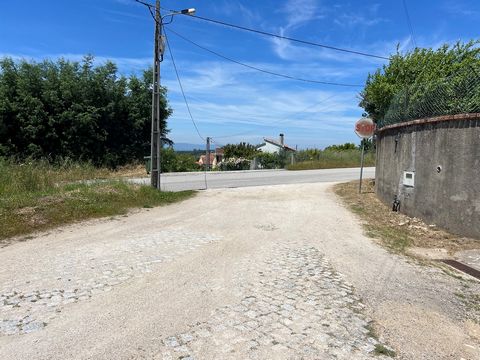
top-left (150, 0), bottom-right (163, 189)
top-left (205, 137), bottom-right (211, 171)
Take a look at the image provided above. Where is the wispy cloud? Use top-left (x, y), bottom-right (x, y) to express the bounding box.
top-left (280, 0), bottom-right (324, 31)
top-left (443, 1), bottom-right (480, 17)
top-left (212, 0), bottom-right (262, 26)
top-left (334, 13), bottom-right (386, 28)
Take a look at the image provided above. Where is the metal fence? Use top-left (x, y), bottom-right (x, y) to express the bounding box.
top-left (379, 69), bottom-right (480, 128)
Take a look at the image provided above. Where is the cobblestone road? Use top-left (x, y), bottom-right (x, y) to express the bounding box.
top-left (155, 246), bottom-right (388, 360)
top-left (0, 229), bottom-right (221, 335)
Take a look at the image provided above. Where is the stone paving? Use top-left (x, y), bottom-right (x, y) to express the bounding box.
top-left (0, 229), bottom-right (221, 336)
top-left (154, 246), bottom-right (391, 360)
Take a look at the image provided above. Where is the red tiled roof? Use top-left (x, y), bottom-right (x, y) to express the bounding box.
top-left (197, 153), bottom-right (216, 165)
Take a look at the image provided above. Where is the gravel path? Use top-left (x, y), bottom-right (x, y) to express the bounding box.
top-left (0, 183), bottom-right (478, 359)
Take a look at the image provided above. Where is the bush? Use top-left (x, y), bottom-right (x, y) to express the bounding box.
top-left (287, 149), bottom-right (375, 170)
top-left (218, 157), bottom-right (251, 171)
top-left (160, 148), bottom-right (199, 173)
top-left (255, 152), bottom-right (286, 169)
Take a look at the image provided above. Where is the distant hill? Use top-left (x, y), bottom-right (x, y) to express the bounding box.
top-left (172, 143), bottom-right (206, 151)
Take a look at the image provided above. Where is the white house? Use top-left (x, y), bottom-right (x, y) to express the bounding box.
top-left (257, 134), bottom-right (296, 154)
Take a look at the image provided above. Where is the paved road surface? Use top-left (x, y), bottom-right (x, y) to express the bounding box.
top-left (1, 183), bottom-right (479, 360)
top-left (131, 167), bottom-right (375, 191)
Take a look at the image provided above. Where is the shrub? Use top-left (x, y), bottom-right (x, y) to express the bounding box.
top-left (218, 157), bottom-right (251, 171)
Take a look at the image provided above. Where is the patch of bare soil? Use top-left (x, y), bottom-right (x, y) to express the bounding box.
top-left (334, 180), bottom-right (479, 256)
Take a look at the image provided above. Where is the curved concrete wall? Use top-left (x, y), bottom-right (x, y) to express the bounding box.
top-left (375, 114), bottom-right (480, 239)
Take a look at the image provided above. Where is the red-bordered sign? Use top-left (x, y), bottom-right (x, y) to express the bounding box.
top-left (355, 117), bottom-right (376, 138)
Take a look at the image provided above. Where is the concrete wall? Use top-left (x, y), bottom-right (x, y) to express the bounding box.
top-left (376, 114), bottom-right (480, 239)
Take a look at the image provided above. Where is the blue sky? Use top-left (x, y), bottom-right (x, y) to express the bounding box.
top-left (1, 0), bottom-right (479, 149)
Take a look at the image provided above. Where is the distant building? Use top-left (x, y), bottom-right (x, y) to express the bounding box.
top-left (257, 134), bottom-right (296, 154)
top-left (196, 148), bottom-right (224, 169)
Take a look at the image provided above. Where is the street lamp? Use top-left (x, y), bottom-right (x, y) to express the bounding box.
top-left (150, 2), bottom-right (195, 190)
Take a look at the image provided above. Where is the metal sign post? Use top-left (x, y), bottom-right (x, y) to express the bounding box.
top-left (359, 140), bottom-right (366, 193)
top-left (354, 117), bottom-right (376, 194)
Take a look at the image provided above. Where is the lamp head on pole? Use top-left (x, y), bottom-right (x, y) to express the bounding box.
top-left (180, 8), bottom-right (196, 15)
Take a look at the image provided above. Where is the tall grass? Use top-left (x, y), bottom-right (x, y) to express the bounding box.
top-left (287, 150), bottom-right (375, 171)
top-left (0, 159), bottom-right (193, 242)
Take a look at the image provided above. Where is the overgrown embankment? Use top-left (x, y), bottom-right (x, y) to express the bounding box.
top-left (0, 160), bottom-right (194, 242)
top-left (287, 149), bottom-right (375, 170)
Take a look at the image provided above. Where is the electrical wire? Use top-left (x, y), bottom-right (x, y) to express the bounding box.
top-left (164, 29), bottom-right (205, 142)
top-left (165, 28), bottom-right (362, 87)
top-left (402, 0), bottom-right (417, 48)
top-left (134, 0), bottom-right (154, 8)
top-left (134, 1), bottom-right (390, 60)
top-left (164, 29), bottom-right (208, 189)
top-left (182, 14), bottom-right (390, 61)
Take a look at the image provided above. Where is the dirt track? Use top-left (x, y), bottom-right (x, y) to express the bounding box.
top-left (1, 183), bottom-right (479, 359)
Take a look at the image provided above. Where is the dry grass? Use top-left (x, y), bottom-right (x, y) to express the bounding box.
top-left (0, 160), bottom-right (193, 245)
top-left (287, 150), bottom-right (375, 171)
top-left (334, 180), bottom-right (479, 255)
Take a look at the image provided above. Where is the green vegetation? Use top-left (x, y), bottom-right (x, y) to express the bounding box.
top-left (217, 157), bottom-right (251, 171)
top-left (364, 224), bottom-right (411, 252)
top-left (222, 142), bottom-right (259, 159)
top-left (161, 148), bottom-right (200, 172)
top-left (255, 152), bottom-right (287, 169)
top-left (374, 344), bottom-right (396, 357)
top-left (0, 159), bottom-right (194, 241)
top-left (359, 40), bottom-right (480, 125)
top-left (0, 56), bottom-right (171, 167)
top-left (287, 148), bottom-right (375, 171)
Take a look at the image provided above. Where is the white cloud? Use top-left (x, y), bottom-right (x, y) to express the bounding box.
top-left (281, 0), bottom-right (323, 31)
top-left (443, 2), bottom-right (480, 17)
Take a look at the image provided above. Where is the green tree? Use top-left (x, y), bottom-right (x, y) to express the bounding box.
top-left (222, 142), bottom-right (259, 159)
top-left (160, 148), bottom-right (198, 173)
top-left (0, 56), bottom-right (172, 167)
top-left (359, 41), bottom-right (480, 123)
top-left (325, 143), bottom-right (357, 151)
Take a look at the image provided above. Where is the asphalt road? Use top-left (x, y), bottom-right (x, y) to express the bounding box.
top-left (131, 167), bottom-right (376, 191)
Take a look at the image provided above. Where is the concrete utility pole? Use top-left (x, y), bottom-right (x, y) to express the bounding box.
top-left (205, 137), bottom-right (211, 171)
top-left (150, 0), bottom-right (163, 189)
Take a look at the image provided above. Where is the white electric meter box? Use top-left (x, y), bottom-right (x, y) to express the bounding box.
top-left (403, 171), bottom-right (415, 187)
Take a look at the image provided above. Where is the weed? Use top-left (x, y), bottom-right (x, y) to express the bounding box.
top-left (287, 149), bottom-right (375, 171)
top-left (334, 180), bottom-right (479, 255)
top-left (0, 160), bottom-right (195, 242)
top-left (374, 344), bottom-right (396, 357)
top-left (365, 323), bottom-right (377, 339)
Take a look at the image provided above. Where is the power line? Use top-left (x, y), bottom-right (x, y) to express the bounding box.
top-left (402, 0), bottom-right (417, 48)
top-left (182, 14), bottom-right (390, 61)
top-left (164, 28), bottom-right (205, 141)
top-left (134, 0), bottom-right (154, 8)
top-left (165, 28), bottom-right (362, 87)
top-left (135, 1), bottom-right (389, 60)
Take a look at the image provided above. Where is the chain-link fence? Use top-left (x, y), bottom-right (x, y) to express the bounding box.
top-left (379, 69), bottom-right (480, 128)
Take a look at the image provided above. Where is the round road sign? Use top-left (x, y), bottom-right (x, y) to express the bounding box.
top-left (354, 117), bottom-right (376, 138)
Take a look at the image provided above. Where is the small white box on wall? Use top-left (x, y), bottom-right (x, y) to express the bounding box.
top-left (403, 171), bottom-right (415, 187)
